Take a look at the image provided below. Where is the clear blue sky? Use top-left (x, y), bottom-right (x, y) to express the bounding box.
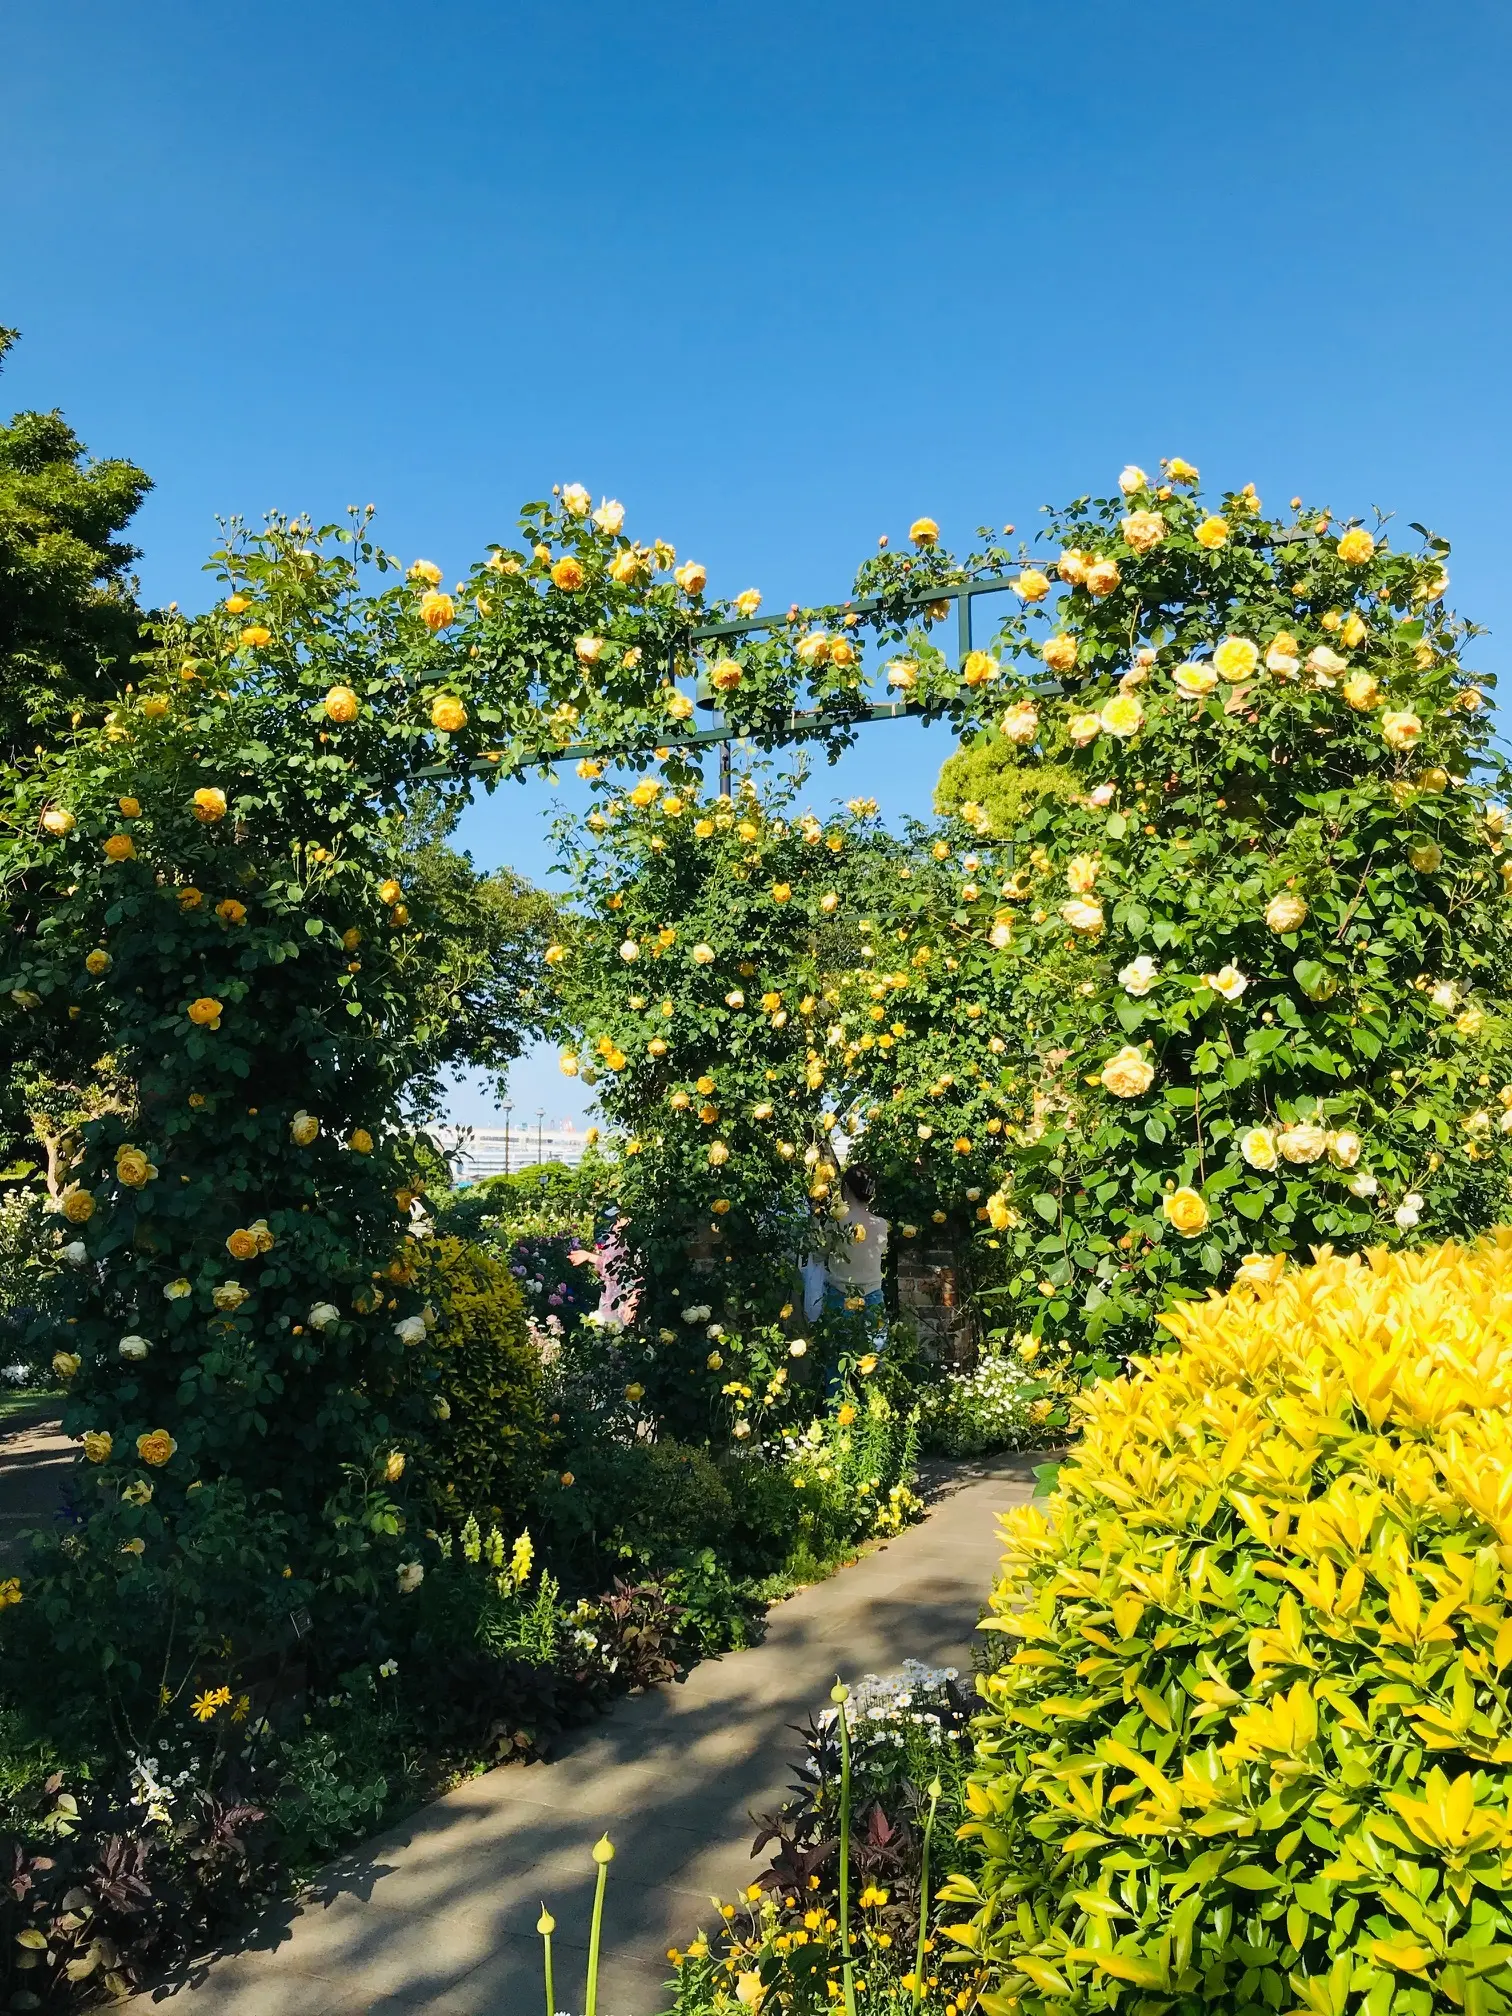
top-left (6, 0), bottom-right (1509, 1124)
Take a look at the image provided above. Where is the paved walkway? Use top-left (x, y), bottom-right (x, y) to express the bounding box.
top-left (0, 1408), bottom-right (70, 1569)
top-left (138, 1453), bottom-right (1037, 2016)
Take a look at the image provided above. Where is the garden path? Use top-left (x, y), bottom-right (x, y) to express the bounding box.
top-left (138, 1452), bottom-right (1039, 2016)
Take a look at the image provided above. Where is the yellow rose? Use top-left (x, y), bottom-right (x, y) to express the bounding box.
top-left (1013, 569), bottom-right (1050, 602)
top-left (430, 693), bottom-right (467, 732)
top-left (187, 996), bottom-right (224, 1028)
top-left (908, 517), bottom-right (939, 546)
top-left (193, 787), bottom-right (227, 823)
top-left (52, 1352), bottom-right (81, 1380)
top-left (384, 1450), bottom-right (406, 1483)
top-left (1194, 516), bottom-right (1230, 549)
top-left (224, 593), bottom-right (251, 613)
top-left (378, 878), bottom-right (402, 904)
top-left (1236, 1252), bottom-right (1285, 1287)
top-left (829, 637), bottom-right (858, 670)
top-left (350, 1129), bottom-right (374, 1154)
top-left (1171, 662), bottom-right (1217, 699)
top-left (795, 632), bottom-right (830, 667)
top-left (1120, 510), bottom-right (1165, 554)
top-left (1239, 1126), bottom-right (1278, 1171)
top-left (1341, 612), bottom-right (1367, 648)
top-left (1067, 711), bottom-right (1101, 746)
top-left (674, 561), bottom-right (707, 594)
top-left (550, 556), bottom-right (586, 592)
top-left (60, 1187), bottom-right (95, 1223)
top-left (118, 796), bottom-right (141, 818)
top-left (1041, 635), bottom-right (1078, 673)
top-left (1342, 672), bottom-right (1380, 711)
top-left (139, 695), bottom-right (169, 718)
top-left (291, 1110), bottom-right (320, 1145)
top-left (1058, 550), bottom-right (1089, 584)
top-left (41, 806), bottom-right (76, 837)
top-left (1163, 1187), bottom-right (1209, 1236)
top-left (771, 883), bottom-right (792, 903)
top-left (664, 689), bottom-right (695, 722)
top-left (325, 685), bottom-right (360, 723)
top-left (82, 1431), bottom-right (112, 1463)
top-left (216, 899), bottom-right (247, 925)
top-left (1066, 852), bottom-right (1100, 894)
top-left (691, 943), bottom-right (716, 965)
top-left (710, 659), bottom-right (743, 693)
top-left (1084, 558), bottom-right (1121, 598)
top-left (212, 1281), bottom-right (247, 1311)
top-left (1100, 1045), bottom-right (1155, 1098)
top-left (1381, 709), bottom-right (1422, 750)
top-left (999, 701), bottom-right (1039, 745)
top-left (407, 559), bottom-right (443, 585)
top-left (115, 1147), bottom-right (154, 1188)
top-left (734, 588), bottom-right (762, 616)
top-left (819, 892), bottom-right (839, 914)
top-left (1265, 893), bottom-right (1308, 934)
top-left (417, 590), bottom-right (456, 634)
top-left (1408, 841), bottom-right (1443, 873)
top-left (1278, 1124), bottom-right (1328, 1164)
top-left (1166, 457), bottom-right (1199, 485)
top-left (962, 651), bottom-right (998, 687)
top-left (1337, 528), bottom-right (1375, 564)
top-left (226, 1228), bottom-right (260, 1261)
top-left (608, 549), bottom-right (645, 586)
top-left (136, 1429), bottom-right (177, 1468)
top-left (560, 1052), bottom-right (580, 1077)
top-left (559, 483), bottom-right (590, 516)
top-left (178, 886), bottom-right (204, 910)
top-left (103, 834), bottom-right (136, 862)
top-left (1265, 632), bottom-right (1300, 678)
top-left (1099, 693), bottom-right (1144, 738)
top-left (85, 949), bottom-right (110, 975)
top-left (1212, 636), bottom-right (1259, 681)
top-left (239, 625), bottom-right (272, 648)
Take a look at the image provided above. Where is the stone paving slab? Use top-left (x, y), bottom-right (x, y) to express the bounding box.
top-left (136, 1452), bottom-right (1038, 2016)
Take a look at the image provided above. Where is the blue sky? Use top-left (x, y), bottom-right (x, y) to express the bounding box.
top-left (5, 0), bottom-right (1509, 1125)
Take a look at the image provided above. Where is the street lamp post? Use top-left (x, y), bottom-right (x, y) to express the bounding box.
top-left (502, 1102), bottom-right (513, 1176)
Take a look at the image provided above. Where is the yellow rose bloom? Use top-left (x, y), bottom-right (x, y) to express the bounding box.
top-left (1341, 612), bottom-right (1367, 648)
top-left (408, 559), bottom-right (443, 585)
top-left (325, 685), bottom-right (360, 723)
top-left (118, 796), bottom-right (141, 818)
top-left (999, 700), bottom-right (1039, 745)
top-left (239, 625), bottom-right (272, 648)
top-left (82, 1431), bottom-right (112, 1463)
top-left (216, 899), bottom-right (247, 925)
top-left (60, 1187), bottom-right (95, 1223)
top-left (1120, 510), bottom-right (1165, 554)
top-left (1060, 898), bottom-right (1105, 935)
top-left (550, 556), bottom-right (586, 592)
top-left (1163, 1187), bottom-right (1210, 1236)
top-left (290, 1111), bottom-right (320, 1145)
top-left (430, 693), bottom-right (467, 733)
top-left (710, 658), bottom-right (743, 692)
top-left (1239, 1126), bottom-right (1278, 1171)
top-left (350, 1129), bottom-right (374, 1154)
top-left (1408, 841), bottom-right (1443, 873)
top-left (1382, 709), bottom-right (1422, 750)
top-left (378, 878), bottom-right (402, 904)
top-left (1194, 516), bottom-right (1230, 549)
top-left (187, 996), bottom-right (224, 1028)
top-left (103, 834), bottom-right (136, 862)
top-left (1166, 457), bottom-right (1199, 484)
top-left (1013, 569), bottom-right (1050, 602)
top-left (41, 806), bottom-right (76, 837)
top-left (1066, 711), bottom-right (1101, 746)
top-left (1337, 528), bottom-right (1375, 564)
top-left (962, 651), bottom-right (998, 687)
top-left (1342, 671), bottom-right (1380, 711)
top-left (1099, 693), bottom-right (1144, 738)
top-left (52, 1351), bottom-right (81, 1380)
top-left (178, 886), bottom-right (204, 910)
top-left (139, 695), bottom-right (169, 718)
top-left (1172, 662), bottom-right (1218, 699)
top-left (1212, 636), bottom-right (1259, 681)
top-left (1100, 1045), bottom-right (1155, 1098)
top-left (226, 1228), bottom-right (260, 1262)
top-left (417, 590), bottom-right (455, 634)
top-left (85, 949), bottom-right (110, 975)
top-left (771, 883), bottom-right (792, 903)
top-left (224, 593), bottom-right (251, 614)
top-left (115, 1147), bottom-right (154, 1188)
top-left (1041, 635), bottom-right (1078, 673)
top-left (674, 560), bottom-right (707, 594)
top-left (735, 588), bottom-right (762, 616)
top-left (1084, 558), bottom-right (1121, 598)
top-left (1265, 892), bottom-right (1308, 934)
top-left (136, 1429), bottom-right (177, 1468)
top-left (665, 689), bottom-right (695, 721)
top-left (908, 517), bottom-right (939, 546)
top-left (193, 787), bottom-right (227, 823)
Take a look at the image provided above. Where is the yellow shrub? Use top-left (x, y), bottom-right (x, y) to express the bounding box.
top-left (944, 1235), bottom-right (1512, 2016)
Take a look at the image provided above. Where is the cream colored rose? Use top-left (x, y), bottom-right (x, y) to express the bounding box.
top-left (1408, 841), bottom-right (1443, 873)
top-left (1277, 1123), bottom-right (1328, 1164)
top-left (691, 943), bottom-right (716, 965)
top-left (1041, 635), bottom-right (1078, 673)
top-left (1058, 550), bottom-right (1090, 584)
top-left (1239, 1127), bottom-right (1278, 1171)
top-left (560, 483), bottom-right (591, 516)
top-left (592, 497), bottom-right (624, 533)
top-left (1265, 632), bottom-right (1300, 678)
top-left (1327, 1130), bottom-right (1362, 1168)
top-left (999, 701), bottom-right (1039, 745)
top-left (1382, 709), bottom-right (1422, 750)
top-left (887, 659), bottom-right (917, 691)
top-left (1213, 636), bottom-right (1259, 681)
top-left (1119, 955), bottom-right (1158, 997)
top-left (1084, 558), bottom-right (1121, 598)
top-left (1172, 662), bottom-right (1217, 699)
top-left (1120, 510), bottom-right (1165, 554)
top-left (1060, 899), bottom-right (1104, 935)
top-left (1118, 464), bottom-right (1148, 495)
top-left (1265, 892), bottom-right (1308, 933)
top-left (1307, 645), bottom-right (1348, 683)
top-left (1203, 965), bottom-right (1248, 1002)
top-left (1100, 1045), bottom-right (1155, 1098)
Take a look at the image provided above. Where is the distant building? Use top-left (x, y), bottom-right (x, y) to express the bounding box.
top-left (434, 1121), bottom-right (589, 1183)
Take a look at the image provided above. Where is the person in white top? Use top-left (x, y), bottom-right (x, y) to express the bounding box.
top-left (825, 1169), bottom-right (888, 1315)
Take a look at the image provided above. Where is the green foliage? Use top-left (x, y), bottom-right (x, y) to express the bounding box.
top-left (935, 730), bottom-right (1080, 833)
top-left (944, 1235), bottom-right (1512, 2016)
top-left (418, 1236), bottom-right (546, 1531)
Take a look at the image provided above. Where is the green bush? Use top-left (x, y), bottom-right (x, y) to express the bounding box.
top-left (418, 1237), bottom-right (547, 1531)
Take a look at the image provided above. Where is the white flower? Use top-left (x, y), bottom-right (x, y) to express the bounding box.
top-left (1203, 965), bottom-right (1248, 1002)
top-left (378, 1658), bottom-right (399, 1679)
top-left (1119, 955), bottom-right (1159, 997)
top-left (1327, 1130), bottom-right (1362, 1168)
top-left (1431, 981), bottom-right (1459, 1012)
top-left (732, 1420), bottom-right (752, 1440)
top-left (1278, 1124), bottom-right (1328, 1164)
top-left (1348, 1169), bottom-right (1379, 1197)
top-left (560, 483), bottom-right (591, 516)
top-left (1118, 464), bottom-right (1147, 494)
top-left (397, 1561), bottom-right (425, 1595)
top-left (788, 1339), bottom-right (808, 1357)
top-left (682, 1303), bottom-right (712, 1323)
top-left (593, 498), bottom-right (625, 534)
top-left (118, 1335), bottom-right (150, 1361)
top-left (1394, 1192), bottom-right (1424, 1229)
top-left (62, 1241), bottom-right (87, 1266)
top-left (394, 1315), bottom-right (428, 1346)
top-left (1087, 783), bottom-right (1115, 807)
top-left (988, 922), bottom-right (1012, 949)
top-left (619, 939), bottom-right (640, 962)
top-left (691, 943), bottom-right (715, 965)
top-left (163, 1278), bottom-right (192, 1301)
top-left (1060, 899), bottom-right (1104, 935)
top-left (309, 1302), bottom-right (340, 1331)
top-left (706, 1322), bottom-right (724, 1339)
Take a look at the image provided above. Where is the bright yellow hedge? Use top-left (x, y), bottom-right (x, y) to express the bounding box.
top-left (943, 1234), bottom-right (1512, 2016)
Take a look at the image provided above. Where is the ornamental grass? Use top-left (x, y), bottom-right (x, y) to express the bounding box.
top-left (945, 1232), bottom-right (1512, 2016)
